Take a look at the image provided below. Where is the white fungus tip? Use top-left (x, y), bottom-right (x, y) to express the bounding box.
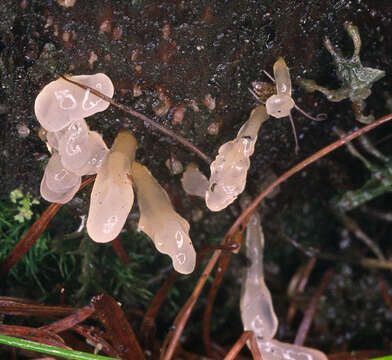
top-left (34, 73), bottom-right (114, 132)
top-left (40, 173), bottom-right (81, 204)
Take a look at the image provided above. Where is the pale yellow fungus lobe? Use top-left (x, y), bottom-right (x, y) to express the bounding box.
top-left (58, 118), bottom-right (90, 172)
top-left (181, 163), bottom-right (208, 198)
top-left (132, 162), bottom-right (196, 274)
top-left (73, 131), bottom-right (109, 176)
top-left (40, 152), bottom-right (81, 204)
top-left (206, 105), bottom-right (268, 212)
top-left (87, 131), bottom-right (137, 243)
top-left (240, 213), bottom-right (278, 341)
top-left (34, 73), bottom-right (114, 132)
top-left (266, 57), bottom-right (295, 118)
top-left (257, 339), bottom-right (328, 360)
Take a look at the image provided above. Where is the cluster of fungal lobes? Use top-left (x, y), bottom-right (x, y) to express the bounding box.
top-left (35, 75), bottom-right (195, 274)
top-left (241, 212), bottom-right (328, 360)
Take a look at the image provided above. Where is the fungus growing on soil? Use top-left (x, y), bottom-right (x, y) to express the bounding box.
top-left (131, 162), bottom-right (196, 274)
top-left (34, 73), bottom-right (114, 132)
top-left (40, 152), bottom-right (81, 204)
top-left (87, 131), bottom-right (137, 243)
top-left (206, 105), bottom-right (269, 212)
top-left (265, 57), bottom-right (295, 119)
top-left (257, 339), bottom-right (328, 360)
top-left (241, 211), bottom-right (327, 360)
top-left (181, 163), bottom-right (209, 198)
top-left (240, 212), bottom-right (278, 341)
top-left (252, 57), bottom-right (326, 153)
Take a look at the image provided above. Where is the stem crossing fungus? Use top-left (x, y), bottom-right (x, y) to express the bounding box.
top-left (241, 212), bottom-right (327, 360)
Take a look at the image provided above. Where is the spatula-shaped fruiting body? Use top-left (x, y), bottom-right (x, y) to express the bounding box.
top-left (87, 131), bottom-right (137, 243)
top-left (257, 339), bottom-right (328, 360)
top-left (132, 162), bottom-right (196, 274)
top-left (240, 212), bottom-right (278, 341)
top-left (40, 173), bottom-right (81, 204)
top-left (206, 105), bottom-right (268, 211)
top-left (40, 152), bottom-right (81, 203)
top-left (266, 58), bottom-right (295, 118)
top-left (181, 163), bottom-right (209, 198)
top-left (35, 73), bottom-right (114, 132)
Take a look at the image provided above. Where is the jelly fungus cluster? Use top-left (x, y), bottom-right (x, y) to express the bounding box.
top-left (35, 74), bottom-right (113, 204)
top-left (35, 74), bottom-right (195, 274)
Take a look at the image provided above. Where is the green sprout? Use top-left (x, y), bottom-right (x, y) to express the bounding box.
top-left (298, 23), bottom-right (385, 124)
top-left (10, 189), bottom-right (40, 223)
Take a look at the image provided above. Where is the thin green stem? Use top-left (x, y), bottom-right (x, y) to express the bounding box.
top-left (0, 334), bottom-right (118, 360)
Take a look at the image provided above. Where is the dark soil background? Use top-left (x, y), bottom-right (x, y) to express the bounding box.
top-left (0, 0), bottom-right (392, 357)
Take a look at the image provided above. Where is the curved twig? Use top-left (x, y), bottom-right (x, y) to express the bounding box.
top-left (224, 113), bottom-right (392, 244)
top-left (61, 76), bottom-right (211, 164)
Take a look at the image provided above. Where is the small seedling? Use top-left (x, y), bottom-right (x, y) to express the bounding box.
top-left (298, 23), bottom-right (385, 124)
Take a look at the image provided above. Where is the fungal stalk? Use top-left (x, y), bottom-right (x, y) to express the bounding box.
top-left (87, 131), bottom-right (137, 243)
top-left (240, 212), bottom-right (278, 341)
top-left (131, 162), bottom-right (196, 274)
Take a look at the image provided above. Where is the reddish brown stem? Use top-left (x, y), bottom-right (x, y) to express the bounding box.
top-left (61, 75), bottom-right (211, 164)
top-left (92, 293), bottom-right (145, 360)
top-left (294, 268), bottom-right (335, 345)
top-left (111, 237), bottom-right (130, 265)
top-left (161, 250), bottom-right (222, 360)
top-left (224, 113), bottom-right (392, 244)
top-left (223, 331), bottom-right (262, 360)
top-left (203, 252), bottom-right (232, 358)
top-left (73, 324), bottom-right (120, 359)
top-left (0, 297), bottom-right (88, 318)
top-left (0, 176), bottom-right (95, 277)
top-left (379, 280), bottom-right (392, 310)
top-left (287, 257), bottom-right (317, 324)
top-left (38, 304), bottom-right (95, 334)
top-left (140, 270), bottom-right (179, 350)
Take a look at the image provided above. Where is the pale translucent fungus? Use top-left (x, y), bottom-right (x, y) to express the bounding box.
top-left (40, 173), bottom-right (81, 204)
top-left (34, 73), bottom-right (114, 132)
top-left (87, 131), bottom-right (137, 243)
top-left (181, 163), bottom-right (209, 198)
top-left (44, 152), bottom-right (81, 193)
top-left (206, 105), bottom-right (268, 211)
top-left (73, 131), bottom-right (109, 176)
top-left (265, 57), bottom-right (295, 118)
top-left (257, 339), bottom-right (328, 360)
top-left (58, 118), bottom-right (91, 172)
top-left (240, 213), bottom-right (278, 341)
top-left (46, 131), bottom-right (59, 151)
top-left (132, 162), bottom-right (196, 274)
top-left (265, 94), bottom-right (295, 118)
top-left (274, 57), bottom-right (292, 96)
